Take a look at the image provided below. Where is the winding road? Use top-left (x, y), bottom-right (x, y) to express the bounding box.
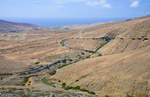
top-left (62, 37), bottom-right (111, 53)
top-left (0, 36), bottom-right (111, 76)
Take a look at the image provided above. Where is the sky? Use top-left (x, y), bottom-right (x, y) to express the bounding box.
top-left (0, 0), bottom-right (150, 19)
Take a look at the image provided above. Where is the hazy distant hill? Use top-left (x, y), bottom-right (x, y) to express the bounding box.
top-left (0, 19), bottom-right (40, 33)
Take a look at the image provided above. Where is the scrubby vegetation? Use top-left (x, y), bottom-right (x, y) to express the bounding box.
top-left (62, 59), bottom-right (67, 63)
top-left (0, 77), bottom-right (3, 80)
top-left (58, 63), bottom-right (69, 69)
top-left (49, 70), bottom-right (56, 75)
top-left (35, 61), bottom-right (40, 64)
top-left (0, 73), bottom-right (13, 76)
top-left (81, 52), bottom-right (85, 55)
top-left (60, 40), bottom-right (64, 46)
top-left (126, 93), bottom-right (133, 97)
top-left (61, 82), bottom-right (95, 95)
top-left (23, 77), bottom-right (29, 83)
top-left (143, 37), bottom-right (148, 40)
top-left (40, 77), bottom-right (55, 87)
top-left (98, 53), bottom-right (103, 56)
top-left (75, 80), bottom-right (79, 82)
top-left (22, 77), bottom-right (29, 85)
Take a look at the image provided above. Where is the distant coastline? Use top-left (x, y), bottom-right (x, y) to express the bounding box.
top-left (1, 18), bottom-right (128, 27)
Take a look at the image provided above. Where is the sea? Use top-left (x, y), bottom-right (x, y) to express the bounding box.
top-left (4, 18), bottom-right (128, 27)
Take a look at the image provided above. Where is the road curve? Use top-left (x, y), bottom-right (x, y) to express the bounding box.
top-left (62, 37), bottom-right (111, 53)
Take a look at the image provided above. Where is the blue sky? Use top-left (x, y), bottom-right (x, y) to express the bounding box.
top-left (0, 0), bottom-right (150, 19)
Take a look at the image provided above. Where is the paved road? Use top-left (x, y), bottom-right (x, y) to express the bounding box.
top-left (0, 36), bottom-right (111, 76)
top-left (62, 37), bottom-right (111, 53)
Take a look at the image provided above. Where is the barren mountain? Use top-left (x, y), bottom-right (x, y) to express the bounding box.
top-left (0, 20), bottom-right (40, 33)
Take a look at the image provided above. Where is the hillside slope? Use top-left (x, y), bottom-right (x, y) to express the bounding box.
top-left (52, 47), bottom-right (150, 97)
top-left (0, 20), bottom-right (40, 33)
top-left (51, 15), bottom-right (150, 97)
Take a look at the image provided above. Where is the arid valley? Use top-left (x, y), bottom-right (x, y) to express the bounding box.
top-left (0, 15), bottom-right (150, 97)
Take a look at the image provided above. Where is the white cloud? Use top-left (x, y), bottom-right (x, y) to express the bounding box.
top-left (54, 0), bottom-right (86, 4)
top-left (54, 0), bottom-right (112, 8)
top-left (86, 0), bottom-right (112, 8)
top-left (130, 1), bottom-right (139, 8)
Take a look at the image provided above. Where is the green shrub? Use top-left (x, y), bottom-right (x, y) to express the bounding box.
top-left (80, 88), bottom-right (89, 92)
top-left (62, 59), bottom-right (67, 63)
top-left (64, 86), bottom-right (73, 90)
top-left (49, 70), bottom-right (56, 75)
top-left (23, 77), bottom-right (29, 85)
top-left (88, 91), bottom-right (96, 95)
top-left (86, 56), bottom-right (90, 58)
top-left (80, 88), bottom-right (95, 95)
top-left (126, 93), bottom-right (133, 97)
top-left (0, 77), bottom-right (3, 80)
top-left (40, 77), bottom-right (55, 87)
top-left (60, 40), bottom-right (64, 46)
top-left (61, 83), bottom-right (95, 95)
top-left (62, 82), bottom-right (66, 88)
top-left (98, 53), bottom-right (102, 56)
top-left (104, 95), bottom-right (110, 97)
top-left (81, 52), bottom-right (85, 55)
top-left (88, 51), bottom-right (95, 54)
top-left (75, 80), bottom-right (79, 82)
top-left (58, 64), bottom-right (69, 69)
top-left (72, 86), bottom-right (80, 90)
top-left (77, 55), bottom-right (82, 59)
top-left (35, 61), bottom-right (40, 64)
top-left (143, 38), bottom-right (148, 40)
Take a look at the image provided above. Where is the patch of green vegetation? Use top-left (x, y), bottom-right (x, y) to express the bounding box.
top-left (72, 86), bottom-right (80, 90)
top-left (111, 37), bottom-right (115, 40)
top-left (81, 52), bottom-right (85, 55)
top-left (58, 63), bottom-right (69, 69)
top-left (40, 77), bottom-right (55, 87)
top-left (77, 54), bottom-right (82, 59)
top-left (23, 77), bottom-right (29, 83)
top-left (22, 77), bottom-right (29, 85)
top-left (0, 77), bottom-right (3, 80)
top-left (104, 95), bottom-right (110, 97)
top-left (120, 38), bottom-right (123, 40)
top-left (88, 51), bottom-right (96, 54)
top-left (62, 59), bottom-right (67, 63)
top-left (35, 61), bottom-right (40, 64)
top-left (62, 82), bottom-right (66, 88)
top-left (137, 38), bottom-right (142, 40)
top-left (75, 80), bottom-right (79, 82)
top-left (98, 53), bottom-right (103, 56)
top-left (61, 82), bottom-right (95, 95)
top-left (49, 70), bottom-right (56, 75)
top-left (86, 56), bottom-right (90, 58)
top-left (60, 40), bottom-right (64, 46)
top-left (126, 93), bottom-right (133, 97)
top-left (132, 38), bottom-right (135, 40)
top-left (143, 37), bottom-right (148, 40)
top-left (0, 73), bottom-right (13, 76)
